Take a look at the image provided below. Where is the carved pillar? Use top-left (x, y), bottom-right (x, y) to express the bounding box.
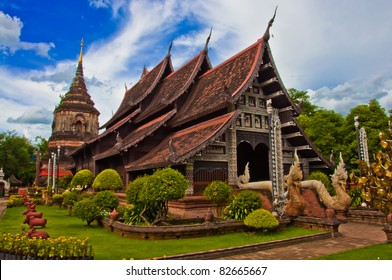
top-left (268, 100), bottom-right (286, 216)
top-left (226, 125), bottom-right (238, 186)
top-left (185, 160), bottom-right (194, 195)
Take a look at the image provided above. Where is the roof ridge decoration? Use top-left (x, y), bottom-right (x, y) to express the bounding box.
top-left (263, 6), bottom-right (278, 42)
top-left (204, 27), bottom-right (212, 52)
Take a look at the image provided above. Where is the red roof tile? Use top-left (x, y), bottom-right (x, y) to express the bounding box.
top-left (126, 110), bottom-right (240, 171)
top-left (170, 39), bottom-right (264, 127)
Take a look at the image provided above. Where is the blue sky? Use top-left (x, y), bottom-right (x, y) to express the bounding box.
top-left (1, 0), bottom-right (392, 142)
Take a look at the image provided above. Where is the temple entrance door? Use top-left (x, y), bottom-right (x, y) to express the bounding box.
top-left (253, 143), bottom-right (269, 181)
top-left (237, 141), bottom-right (269, 182)
top-left (237, 141), bottom-right (270, 182)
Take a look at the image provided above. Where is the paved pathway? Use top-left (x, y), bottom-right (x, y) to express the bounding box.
top-left (217, 222), bottom-right (387, 259)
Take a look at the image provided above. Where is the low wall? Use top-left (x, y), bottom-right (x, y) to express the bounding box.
top-left (101, 217), bottom-right (248, 240)
top-left (348, 209), bottom-right (386, 225)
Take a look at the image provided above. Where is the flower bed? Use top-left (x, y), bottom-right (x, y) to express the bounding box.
top-left (0, 233), bottom-right (94, 260)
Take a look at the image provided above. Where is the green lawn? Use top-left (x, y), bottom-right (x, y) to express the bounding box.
top-left (315, 243), bottom-right (392, 260)
top-left (1, 205), bottom-right (320, 260)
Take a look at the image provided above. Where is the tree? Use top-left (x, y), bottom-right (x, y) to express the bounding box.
top-left (92, 169), bottom-right (123, 190)
top-left (297, 109), bottom-right (345, 161)
top-left (0, 130), bottom-right (36, 185)
top-left (70, 169), bottom-right (94, 189)
top-left (125, 167), bottom-right (189, 225)
top-left (72, 198), bottom-right (102, 226)
top-left (203, 181), bottom-right (233, 217)
top-left (288, 88), bottom-right (318, 116)
top-left (341, 99), bottom-right (389, 167)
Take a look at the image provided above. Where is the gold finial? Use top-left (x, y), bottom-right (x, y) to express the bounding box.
top-left (79, 38), bottom-right (84, 63)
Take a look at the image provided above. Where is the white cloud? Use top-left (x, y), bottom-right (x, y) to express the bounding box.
top-left (0, 11), bottom-right (54, 57)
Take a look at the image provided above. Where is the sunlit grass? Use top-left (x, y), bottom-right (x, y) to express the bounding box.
top-left (1, 205), bottom-right (320, 260)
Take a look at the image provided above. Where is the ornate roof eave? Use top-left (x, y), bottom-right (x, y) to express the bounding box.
top-left (230, 39), bottom-right (265, 102)
top-left (126, 110), bottom-right (240, 171)
top-left (121, 109), bottom-right (177, 151)
top-left (264, 43), bottom-right (301, 115)
top-left (291, 118), bottom-right (334, 168)
top-left (101, 54), bottom-right (173, 129)
top-left (87, 108), bottom-right (141, 144)
top-left (136, 48), bottom-right (211, 123)
top-left (173, 110), bottom-right (240, 163)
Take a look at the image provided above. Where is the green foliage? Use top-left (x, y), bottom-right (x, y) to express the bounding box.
top-left (307, 171), bottom-right (335, 196)
top-left (70, 169), bottom-right (94, 189)
top-left (347, 188), bottom-right (362, 208)
top-left (204, 181), bottom-right (233, 216)
top-left (0, 131), bottom-right (36, 185)
top-left (58, 174), bottom-right (73, 190)
top-left (224, 190), bottom-right (262, 220)
top-left (203, 181), bottom-right (233, 205)
top-left (62, 190), bottom-right (80, 215)
top-left (52, 194), bottom-right (63, 206)
top-left (244, 209), bottom-right (279, 231)
top-left (288, 88), bottom-right (318, 116)
top-left (6, 195), bottom-right (24, 208)
top-left (93, 190), bottom-right (119, 211)
top-left (125, 167), bottom-right (189, 225)
top-left (0, 233), bottom-right (94, 259)
top-left (72, 198), bottom-right (102, 226)
top-left (92, 169), bottom-right (123, 190)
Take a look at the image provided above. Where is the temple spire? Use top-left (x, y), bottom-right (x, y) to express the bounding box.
top-left (263, 6), bottom-right (278, 42)
top-left (79, 38), bottom-right (84, 63)
top-left (167, 40), bottom-right (173, 56)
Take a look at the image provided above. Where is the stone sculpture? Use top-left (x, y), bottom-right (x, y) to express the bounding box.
top-left (26, 228), bottom-right (50, 239)
top-left (23, 215), bottom-right (47, 229)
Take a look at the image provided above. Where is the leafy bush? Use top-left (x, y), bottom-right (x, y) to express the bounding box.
top-left (307, 171), bottom-right (335, 196)
top-left (203, 181), bottom-right (233, 216)
top-left (52, 194), bottom-right (63, 206)
top-left (6, 195), bottom-right (24, 208)
top-left (70, 169), bottom-right (94, 189)
top-left (348, 188), bottom-right (362, 208)
top-left (93, 190), bottom-right (119, 211)
top-left (58, 174), bottom-right (73, 190)
top-left (92, 169), bottom-right (123, 190)
top-left (72, 199), bottom-right (102, 226)
top-left (125, 167), bottom-right (189, 225)
top-left (224, 190), bottom-right (262, 220)
top-left (244, 209), bottom-right (279, 231)
top-left (62, 190), bottom-right (80, 215)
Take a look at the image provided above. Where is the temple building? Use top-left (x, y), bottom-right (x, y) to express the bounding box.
top-left (37, 40), bottom-right (100, 185)
top-left (71, 15), bottom-right (332, 194)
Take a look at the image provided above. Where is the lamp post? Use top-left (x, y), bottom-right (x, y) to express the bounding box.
top-left (354, 116), bottom-right (361, 161)
top-left (52, 152), bottom-right (56, 195)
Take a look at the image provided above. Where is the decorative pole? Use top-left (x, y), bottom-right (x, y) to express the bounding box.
top-left (47, 158), bottom-right (51, 192)
top-left (57, 146), bottom-right (61, 194)
top-left (267, 100), bottom-right (286, 217)
top-left (52, 152), bottom-right (56, 195)
top-left (354, 116), bottom-right (361, 161)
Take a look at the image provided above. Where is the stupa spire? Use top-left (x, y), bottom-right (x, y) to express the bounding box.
top-left (79, 38), bottom-right (84, 63)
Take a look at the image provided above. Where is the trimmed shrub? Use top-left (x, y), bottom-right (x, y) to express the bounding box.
top-left (224, 190), bottom-right (262, 220)
top-left (52, 194), bottom-right (63, 206)
top-left (58, 174), bottom-right (73, 190)
top-left (307, 171), bottom-right (335, 196)
top-left (92, 169), bottom-right (123, 190)
top-left (62, 190), bottom-right (80, 215)
top-left (203, 181), bottom-right (233, 216)
top-left (72, 198), bottom-right (102, 226)
top-left (244, 209), bottom-right (279, 231)
top-left (70, 169), bottom-right (94, 189)
top-left (93, 190), bottom-right (119, 211)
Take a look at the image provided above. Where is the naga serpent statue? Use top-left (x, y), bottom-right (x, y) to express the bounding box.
top-left (236, 152), bottom-right (352, 211)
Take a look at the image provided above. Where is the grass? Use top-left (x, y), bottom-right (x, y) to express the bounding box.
top-left (1, 205), bottom-right (320, 260)
top-left (315, 243), bottom-right (392, 260)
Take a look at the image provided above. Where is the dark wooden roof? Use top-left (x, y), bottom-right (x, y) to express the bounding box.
top-left (170, 39), bottom-right (264, 127)
top-left (101, 55), bottom-right (173, 129)
top-left (126, 110), bottom-right (240, 171)
top-left (135, 49), bottom-right (210, 123)
top-left (93, 109), bottom-right (176, 161)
